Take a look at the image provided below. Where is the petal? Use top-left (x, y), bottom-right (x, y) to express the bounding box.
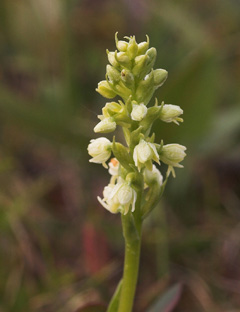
top-left (118, 185), bottom-right (133, 205)
top-left (109, 182), bottom-right (122, 200)
top-left (124, 203), bottom-right (131, 215)
top-left (97, 196), bottom-right (110, 210)
top-left (133, 146), bottom-right (138, 167)
top-left (138, 142), bottom-right (152, 163)
top-left (89, 151), bottom-right (111, 164)
top-left (149, 143), bottom-right (160, 164)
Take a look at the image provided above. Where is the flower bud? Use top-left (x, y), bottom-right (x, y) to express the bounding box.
top-left (121, 69), bottom-right (134, 88)
top-left (107, 50), bottom-right (119, 67)
top-left (94, 117), bottom-right (116, 133)
top-left (127, 36), bottom-right (138, 59)
top-left (159, 104), bottom-right (183, 125)
top-left (137, 35), bottom-right (149, 55)
top-left (88, 137), bottom-right (112, 168)
top-left (144, 165), bottom-right (163, 186)
top-left (160, 144), bottom-right (186, 168)
top-left (135, 71), bottom-right (155, 105)
top-left (146, 47), bottom-right (157, 65)
top-left (115, 32), bottom-right (128, 52)
top-left (106, 65), bottom-right (120, 83)
top-left (115, 51), bottom-right (130, 67)
top-left (133, 139), bottom-right (159, 171)
top-left (114, 80), bottom-right (132, 101)
top-left (102, 101), bottom-right (122, 118)
top-left (135, 47), bottom-right (156, 77)
top-left (101, 102), bottom-right (129, 126)
top-left (131, 103), bottom-right (147, 121)
top-left (96, 80), bottom-right (117, 99)
top-left (132, 54), bottom-right (149, 77)
top-left (153, 69), bottom-right (168, 88)
top-left (117, 40), bottom-right (128, 52)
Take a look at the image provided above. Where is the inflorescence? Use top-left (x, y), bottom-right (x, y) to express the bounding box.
top-left (88, 33), bottom-right (186, 216)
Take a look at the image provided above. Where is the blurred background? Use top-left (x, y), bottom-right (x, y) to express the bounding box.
top-left (0, 0), bottom-right (240, 311)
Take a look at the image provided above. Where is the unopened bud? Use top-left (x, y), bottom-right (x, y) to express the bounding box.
top-left (132, 54), bottom-right (149, 77)
top-left (103, 102), bottom-right (122, 116)
top-left (115, 51), bottom-right (130, 67)
top-left (135, 71), bottom-right (155, 104)
top-left (114, 80), bottom-right (132, 101)
top-left (134, 48), bottom-right (157, 79)
top-left (102, 101), bottom-right (129, 125)
top-left (127, 36), bottom-right (138, 59)
top-left (160, 144), bottom-right (186, 168)
top-left (121, 69), bottom-right (134, 88)
top-left (94, 117), bottom-right (116, 133)
top-left (117, 41), bottom-right (128, 52)
top-left (137, 35), bottom-right (149, 55)
top-left (159, 104), bottom-right (183, 125)
top-left (153, 69), bottom-right (168, 88)
top-left (107, 50), bottom-right (119, 67)
top-left (96, 80), bottom-right (117, 99)
top-left (131, 103), bottom-right (147, 121)
top-left (146, 48), bottom-right (157, 64)
top-left (115, 32), bottom-right (128, 52)
top-left (106, 65), bottom-right (121, 83)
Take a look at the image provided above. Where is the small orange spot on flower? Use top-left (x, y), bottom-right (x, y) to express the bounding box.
top-left (110, 158), bottom-right (119, 167)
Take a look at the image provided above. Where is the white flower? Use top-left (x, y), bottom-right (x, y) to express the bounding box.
top-left (87, 137), bottom-right (112, 168)
top-left (97, 179), bottom-right (137, 214)
top-left (131, 103), bottom-right (147, 121)
top-left (94, 117), bottom-right (116, 133)
top-left (144, 165), bottom-right (163, 186)
top-left (159, 104), bottom-right (183, 125)
top-left (160, 144), bottom-right (187, 177)
top-left (133, 139), bottom-right (159, 171)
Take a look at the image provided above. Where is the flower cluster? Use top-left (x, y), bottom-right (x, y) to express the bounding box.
top-left (88, 33), bottom-right (186, 215)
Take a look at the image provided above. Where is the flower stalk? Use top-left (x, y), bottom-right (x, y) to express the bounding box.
top-left (88, 33), bottom-right (187, 312)
top-left (119, 213), bottom-right (141, 312)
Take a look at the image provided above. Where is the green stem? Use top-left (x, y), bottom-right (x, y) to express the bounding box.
top-left (118, 213), bottom-right (142, 312)
top-left (117, 127), bottom-right (143, 312)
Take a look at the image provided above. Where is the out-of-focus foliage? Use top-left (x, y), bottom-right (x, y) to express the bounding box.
top-left (0, 0), bottom-right (240, 311)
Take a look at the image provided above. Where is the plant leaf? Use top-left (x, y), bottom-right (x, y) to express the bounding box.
top-left (146, 283), bottom-right (182, 312)
top-left (112, 140), bottom-right (134, 171)
top-left (107, 279), bottom-right (122, 312)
